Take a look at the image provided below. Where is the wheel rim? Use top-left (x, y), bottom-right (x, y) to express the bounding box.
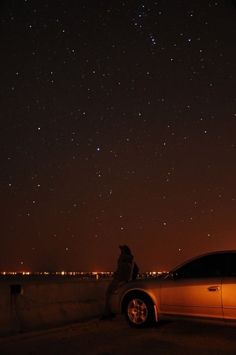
top-left (127, 298), bottom-right (148, 324)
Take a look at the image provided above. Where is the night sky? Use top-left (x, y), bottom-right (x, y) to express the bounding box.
top-left (1, 0), bottom-right (236, 272)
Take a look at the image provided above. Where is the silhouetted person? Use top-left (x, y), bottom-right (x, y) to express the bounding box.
top-left (101, 245), bottom-right (139, 320)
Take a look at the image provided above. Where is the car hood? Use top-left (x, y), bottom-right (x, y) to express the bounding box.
top-left (116, 277), bottom-right (163, 293)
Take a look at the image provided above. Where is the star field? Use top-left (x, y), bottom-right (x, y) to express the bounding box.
top-left (1, 0), bottom-right (236, 272)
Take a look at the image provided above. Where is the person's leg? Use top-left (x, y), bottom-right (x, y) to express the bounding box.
top-left (100, 280), bottom-right (118, 319)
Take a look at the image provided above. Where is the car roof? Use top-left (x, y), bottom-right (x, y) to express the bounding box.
top-left (170, 250), bottom-right (236, 273)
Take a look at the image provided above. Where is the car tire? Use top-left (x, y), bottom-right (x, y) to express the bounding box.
top-left (124, 293), bottom-right (155, 328)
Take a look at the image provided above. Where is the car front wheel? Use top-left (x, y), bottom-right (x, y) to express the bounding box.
top-left (125, 294), bottom-right (155, 328)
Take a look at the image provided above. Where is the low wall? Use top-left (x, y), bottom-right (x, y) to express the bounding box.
top-left (0, 278), bottom-right (109, 336)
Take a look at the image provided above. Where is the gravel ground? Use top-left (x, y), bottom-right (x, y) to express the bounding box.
top-left (1, 316), bottom-right (236, 355)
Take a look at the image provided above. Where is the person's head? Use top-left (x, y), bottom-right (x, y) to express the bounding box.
top-left (119, 245), bottom-right (132, 255)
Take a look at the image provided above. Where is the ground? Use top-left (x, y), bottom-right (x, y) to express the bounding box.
top-left (1, 316), bottom-right (236, 355)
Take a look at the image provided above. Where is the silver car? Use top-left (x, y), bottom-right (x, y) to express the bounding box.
top-left (109, 250), bottom-right (236, 327)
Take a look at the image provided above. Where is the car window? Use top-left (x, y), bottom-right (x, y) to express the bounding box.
top-left (174, 253), bottom-right (228, 279)
top-left (225, 253), bottom-right (236, 277)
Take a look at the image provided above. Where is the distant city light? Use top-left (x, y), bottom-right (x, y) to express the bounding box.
top-left (0, 270), bottom-right (168, 280)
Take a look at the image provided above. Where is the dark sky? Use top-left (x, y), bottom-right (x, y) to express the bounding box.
top-left (1, 0), bottom-right (236, 272)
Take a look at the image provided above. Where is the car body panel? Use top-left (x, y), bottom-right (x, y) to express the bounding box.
top-left (222, 277), bottom-right (236, 319)
top-left (159, 277), bottom-right (223, 318)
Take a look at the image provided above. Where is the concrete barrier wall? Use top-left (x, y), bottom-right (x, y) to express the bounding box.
top-left (0, 278), bottom-right (109, 336)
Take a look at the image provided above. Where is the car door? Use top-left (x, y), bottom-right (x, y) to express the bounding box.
top-left (160, 254), bottom-right (225, 319)
top-left (222, 252), bottom-right (236, 320)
